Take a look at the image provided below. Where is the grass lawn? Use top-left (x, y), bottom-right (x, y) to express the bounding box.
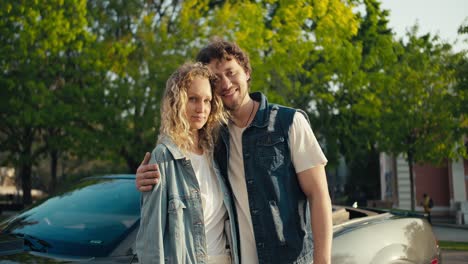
top-left (439, 240), bottom-right (468, 251)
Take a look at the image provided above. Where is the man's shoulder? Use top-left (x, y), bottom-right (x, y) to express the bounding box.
top-left (268, 103), bottom-right (296, 116)
top-left (269, 102), bottom-right (294, 110)
top-left (270, 104), bottom-right (309, 125)
top-left (269, 103), bottom-right (306, 116)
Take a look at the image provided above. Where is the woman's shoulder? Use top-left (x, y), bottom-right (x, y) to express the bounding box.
top-left (151, 143), bottom-right (172, 163)
top-left (153, 142), bottom-right (170, 152)
top-left (149, 136), bottom-right (188, 165)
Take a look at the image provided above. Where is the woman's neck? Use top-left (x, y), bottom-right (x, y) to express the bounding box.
top-left (190, 130), bottom-right (203, 155)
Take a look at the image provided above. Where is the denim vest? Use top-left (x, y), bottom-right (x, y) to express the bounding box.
top-left (136, 136), bottom-right (240, 264)
top-left (215, 92), bottom-right (313, 264)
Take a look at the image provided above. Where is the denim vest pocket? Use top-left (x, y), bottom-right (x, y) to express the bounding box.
top-left (166, 198), bottom-right (186, 263)
top-left (255, 134), bottom-right (286, 171)
top-left (269, 200), bottom-right (286, 245)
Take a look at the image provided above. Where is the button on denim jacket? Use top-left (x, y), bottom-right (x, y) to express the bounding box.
top-left (215, 92), bottom-right (313, 264)
top-left (136, 136), bottom-right (240, 264)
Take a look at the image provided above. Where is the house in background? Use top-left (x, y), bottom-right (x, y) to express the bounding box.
top-left (0, 166), bottom-right (17, 198)
top-left (0, 166), bottom-right (47, 208)
top-left (380, 153), bottom-right (468, 224)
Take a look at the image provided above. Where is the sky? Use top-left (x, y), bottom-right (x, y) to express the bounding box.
top-left (379, 0), bottom-right (468, 52)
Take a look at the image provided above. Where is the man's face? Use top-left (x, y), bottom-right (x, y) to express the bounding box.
top-left (208, 58), bottom-right (250, 111)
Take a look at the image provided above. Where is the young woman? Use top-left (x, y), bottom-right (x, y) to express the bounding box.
top-left (136, 62), bottom-right (239, 264)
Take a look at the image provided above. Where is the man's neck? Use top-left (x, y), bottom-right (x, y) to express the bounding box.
top-left (230, 97), bottom-right (258, 128)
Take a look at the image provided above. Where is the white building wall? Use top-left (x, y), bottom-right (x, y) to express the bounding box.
top-left (452, 159), bottom-right (467, 202)
top-left (379, 153), bottom-right (396, 202)
top-left (396, 155), bottom-right (412, 210)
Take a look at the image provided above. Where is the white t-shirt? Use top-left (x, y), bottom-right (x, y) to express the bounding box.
top-left (228, 112), bottom-right (328, 264)
top-left (187, 152), bottom-right (228, 256)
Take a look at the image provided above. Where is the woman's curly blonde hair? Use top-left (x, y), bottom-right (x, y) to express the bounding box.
top-left (158, 62), bottom-right (226, 154)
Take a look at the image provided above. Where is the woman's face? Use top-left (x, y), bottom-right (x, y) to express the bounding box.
top-left (185, 76), bottom-right (212, 131)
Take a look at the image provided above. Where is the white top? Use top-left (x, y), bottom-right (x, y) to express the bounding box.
top-left (187, 152), bottom-right (228, 256)
top-left (227, 112), bottom-right (328, 264)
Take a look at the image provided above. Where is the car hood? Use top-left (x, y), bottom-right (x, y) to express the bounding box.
top-left (0, 251), bottom-right (136, 263)
top-left (0, 233), bottom-right (135, 263)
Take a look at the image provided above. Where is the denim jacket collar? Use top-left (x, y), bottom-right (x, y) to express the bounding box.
top-left (250, 92), bottom-right (270, 129)
top-left (158, 135), bottom-right (186, 160)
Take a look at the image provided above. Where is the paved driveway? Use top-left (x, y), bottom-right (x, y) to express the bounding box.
top-left (441, 250), bottom-right (468, 264)
top-left (433, 225), bottom-right (468, 263)
top-left (432, 226), bottom-right (468, 242)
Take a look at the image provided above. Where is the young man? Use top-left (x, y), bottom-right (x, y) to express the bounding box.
top-left (136, 40), bottom-right (332, 264)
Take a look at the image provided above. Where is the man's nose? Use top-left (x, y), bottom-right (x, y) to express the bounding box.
top-left (219, 75), bottom-right (231, 90)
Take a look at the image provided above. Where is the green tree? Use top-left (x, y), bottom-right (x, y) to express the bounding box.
top-left (332, 0), bottom-right (396, 199)
top-left (0, 0), bottom-right (91, 203)
top-left (86, 0), bottom-right (215, 172)
top-left (0, 0), bottom-right (128, 200)
top-left (205, 0), bottom-right (360, 166)
top-left (85, 0), bottom-right (357, 172)
top-left (377, 27), bottom-right (466, 210)
top-left (455, 22), bottom-right (468, 130)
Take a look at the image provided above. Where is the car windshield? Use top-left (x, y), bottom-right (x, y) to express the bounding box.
top-left (1, 177), bottom-right (140, 258)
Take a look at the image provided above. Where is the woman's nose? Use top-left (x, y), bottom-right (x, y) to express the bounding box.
top-left (196, 101), bottom-right (205, 112)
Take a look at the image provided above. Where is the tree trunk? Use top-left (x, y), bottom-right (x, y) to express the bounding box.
top-left (125, 156), bottom-right (139, 174)
top-left (20, 130), bottom-right (34, 206)
top-left (121, 146), bottom-right (139, 173)
top-left (50, 150), bottom-right (58, 193)
top-left (20, 163), bottom-right (32, 205)
top-left (407, 150), bottom-right (415, 211)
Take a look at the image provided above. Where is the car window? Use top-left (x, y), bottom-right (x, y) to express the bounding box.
top-left (1, 178), bottom-right (140, 258)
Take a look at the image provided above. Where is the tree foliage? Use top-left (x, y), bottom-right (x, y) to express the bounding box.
top-left (0, 0), bottom-right (92, 203)
top-left (375, 26), bottom-right (466, 210)
top-left (84, 0), bottom-right (215, 172)
top-left (1, 0), bottom-right (466, 206)
top-left (0, 0), bottom-right (127, 202)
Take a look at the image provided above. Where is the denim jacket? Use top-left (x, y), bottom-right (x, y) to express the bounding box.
top-left (136, 136), bottom-right (239, 264)
top-left (214, 92), bottom-right (313, 264)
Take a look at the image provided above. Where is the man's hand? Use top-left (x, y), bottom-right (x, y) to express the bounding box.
top-left (136, 152), bottom-right (160, 192)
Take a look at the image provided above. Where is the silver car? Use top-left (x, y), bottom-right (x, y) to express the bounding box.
top-left (332, 206), bottom-right (440, 263)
